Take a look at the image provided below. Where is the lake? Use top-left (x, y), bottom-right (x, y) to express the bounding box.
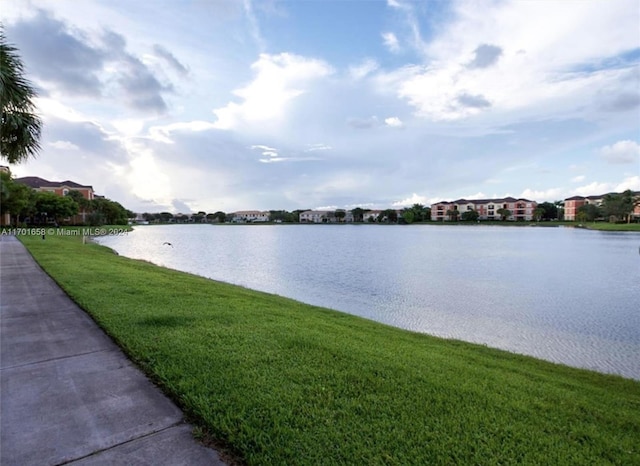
top-left (96, 224), bottom-right (640, 380)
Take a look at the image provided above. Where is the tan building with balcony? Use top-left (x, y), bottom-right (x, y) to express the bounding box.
top-left (431, 197), bottom-right (537, 221)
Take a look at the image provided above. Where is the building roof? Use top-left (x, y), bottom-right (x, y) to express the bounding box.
top-left (432, 197), bottom-right (535, 206)
top-left (564, 191), bottom-right (639, 202)
top-left (15, 176), bottom-right (93, 190)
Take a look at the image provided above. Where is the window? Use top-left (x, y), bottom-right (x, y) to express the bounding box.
top-left (63, 189), bottom-right (69, 196)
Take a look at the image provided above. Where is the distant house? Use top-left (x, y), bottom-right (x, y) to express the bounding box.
top-left (233, 210), bottom-right (270, 223)
top-left (430, 197), bottom-right (537, 221)
top-left (15, 176), bottom-right (95, 200)
top-left (299, 210), bottom-right (333, 223)
top-left (362, 210), bottom-right (382, 222)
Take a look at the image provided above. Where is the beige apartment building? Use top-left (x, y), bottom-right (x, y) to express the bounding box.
top-left (431, 197), bottom-right (537, 221)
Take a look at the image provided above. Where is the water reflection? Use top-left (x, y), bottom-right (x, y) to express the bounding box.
top-left (97, 224), bottom-right (640, 379)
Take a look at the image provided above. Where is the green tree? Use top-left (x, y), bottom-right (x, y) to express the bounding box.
top-left (66, 189), bottom-right (92, 224)
top-left (461, 210), bottom-right (479, 222)
top-left (533, 207), bottom-right (545, 222)
top-left (33, 191), bottom-right (78, 224)
top-left (192, 211), bottom-right (206, 223)
top-left (576, 203), bottom-right (600, 222)
top-left (90, 198), bottom-right (128, 225)
top-left (211, 211), bottom-right (226, 223)
top-left (379, 209), bottom-right (398, 223)
top-left (159, 212), bottom-right (174, 223)
top-left (536, 202), bottom-right (558, 220)
top-left (554, 200), bottom-right (565, 221)
top-left (1, 30), bottom-right (43, 164)
top-left (409, 203), bottom-right (429, 222)
top-left (496, 208), bottom-right (511, 221)
top-left (350, 207), bottom-right (364, 223)
top-left (602, 190), bottom-right (636, 223)
top-left (67, 190), bottom-right (89, 209)
top-left (402, 209), bottom-right (415, 224)
top-left (446, 208), bottom-right (459, 222)
top-left (334, 210), bottom-right (346, 222)
top-left (0, 171), bottom-right (34, 225)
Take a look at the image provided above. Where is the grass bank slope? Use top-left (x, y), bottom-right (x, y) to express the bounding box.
top-left (20, 234), bottom-right (640, 465)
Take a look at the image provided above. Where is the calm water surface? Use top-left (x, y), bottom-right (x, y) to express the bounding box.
top-left (97, 224), bottom-right (640, 379)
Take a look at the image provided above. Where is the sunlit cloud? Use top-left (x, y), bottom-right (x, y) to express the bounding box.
top-left (392, 193), bottom-right (429, 207)
top-left (600, 140), bottom-right (640, 164)
top-left (384, 116), bottom-right (403, 127)
top-left (212, 53), bottom-right (333, 130)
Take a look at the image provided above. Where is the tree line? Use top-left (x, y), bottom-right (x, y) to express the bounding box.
top-left (0, 172), bottom-right (133, 226)
top-left (139, 205), bottom-right (434, 224)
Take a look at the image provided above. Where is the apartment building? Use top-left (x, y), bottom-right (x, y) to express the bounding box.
top-left (564, 192), bottom-right (640, 221)
top-left (431, 197), bottom-right (537, 221)
top-left (15, 176), bottom-right (95, 200)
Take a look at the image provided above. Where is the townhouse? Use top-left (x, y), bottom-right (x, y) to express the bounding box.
top-left (232, 210), bottom-right (270, 223)
top-left (431, 197), bottom-right (537, 221)
top-left (299, 210), bottom-right (355, 223)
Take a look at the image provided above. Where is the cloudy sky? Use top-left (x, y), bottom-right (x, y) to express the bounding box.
top-left (2, 0), bottom-right (639, 213)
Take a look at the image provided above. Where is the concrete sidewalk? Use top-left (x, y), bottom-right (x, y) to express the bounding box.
top-left (0, 236), bottom-right (226, 465)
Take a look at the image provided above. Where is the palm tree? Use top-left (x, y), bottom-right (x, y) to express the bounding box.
top-left (446, 208), bottom-right (459, 222)
top-left (496, 208), bottom-right (511, 221)
top-left (1, 28), bottom-right (42, 164)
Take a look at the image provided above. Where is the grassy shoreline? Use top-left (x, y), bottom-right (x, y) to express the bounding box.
top-left (19, 233), bottom-right (640, 465)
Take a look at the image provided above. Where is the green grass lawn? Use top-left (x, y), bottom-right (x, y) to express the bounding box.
top-left (20, 233), bottom-right (640, 465)
top-left (582, 222), bottom-right (640, 232)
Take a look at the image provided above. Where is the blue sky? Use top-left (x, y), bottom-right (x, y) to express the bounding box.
top-left (2, 0), bottom-right (639, 213)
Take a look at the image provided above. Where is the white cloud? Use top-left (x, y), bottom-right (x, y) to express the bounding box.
top-left (382, 32), bottom-right (401, 53)
top-left (251, 144), bottom-right (279, 159)
top-left (49, 140), bottom-right (79, 150)
top-left (615, 175), bottom-right (640, 192)
top-left (464, 192), bottom-right (488, 200)
top-left (148, 121), bottom-right (216, 144)
top-left (258, 156), bottom-right (322, 164)
top-left (305, 143), bottom-right (332, 152)
top-left (251, 144), bottom-right (277, 152)
top-left (383, 0), bottom-right (639, 122)
top-left (242, 0), bottom-right (265, 51)
top-left (212, 53), bottom-right (333, 130)
top-left (571, 175), bottom-right (586, 183)
top-left (600, 140), bottom-right (640, 164)
top-left (392, 193), bottom-right (429, 207)
top-left (572, 182), bottom-right (613, 197)
top-left (384, 116), bottom-right (403, 127)
top-left (349, 58), bottom-right (379, 80)
top-left (387, 0), bottom-right (402, 8)
top-left (520, 187), bottom-right (565, 201)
